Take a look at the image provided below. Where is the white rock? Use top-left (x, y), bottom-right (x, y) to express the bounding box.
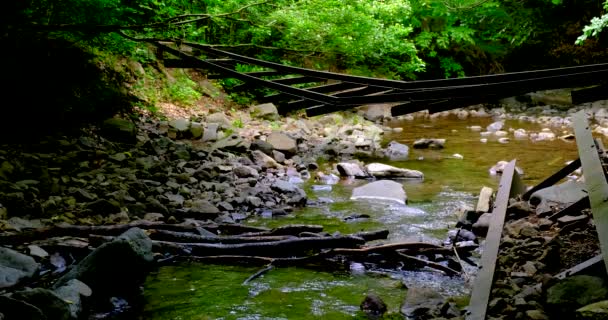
top-left (498, 137), bottom-right (510, 144)
top-left (351, 180), bottom-right (407, 204)
top-left (486, 121), bottom-right (504, 132)
top-left (452, 154), bottom-right (464, 159)
top-left (494, 130), bottom-right (508, 137)
top-left (480, 138), bottom-right (488, 143)
top-left (469, 126), bottom-right (482, 131)
top-left (365, 163), bottom-right (424, 179)
top-left (513, 129), bottom-right (528, 139)
top-left (480, 131), bottom-right (492, 137)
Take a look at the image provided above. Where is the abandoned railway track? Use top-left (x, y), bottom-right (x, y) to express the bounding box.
top-left (153, 41), bottom-right (608, 118)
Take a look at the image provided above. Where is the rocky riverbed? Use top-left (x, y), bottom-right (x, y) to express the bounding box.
top-left (2, 91), bottom-right (608, 319)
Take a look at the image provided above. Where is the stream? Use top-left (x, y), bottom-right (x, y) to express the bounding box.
top-left (142, 115), bottom-right (580, 319)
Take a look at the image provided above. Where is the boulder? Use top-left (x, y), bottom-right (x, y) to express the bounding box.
top-left (365, 163), bottom-right (423, 179)
top-left (251, 150), bottom-right (283, 169)
top-left (251, 139), bottom-right (274, 155)
top-left (206, 112), bottom-right (231, 128)
top-left (489, 160), bottom-right (524, 175)
top-left (400, 287), bottom-right (444, 318)
top-left (529, 180), bottom-right (587, 215)
top-left (360, 293), bottom-right (387, 319)
top-left (476, 186), bottom-right (493, 213)
top-left (0, 247), bottom-right (38, 289)
top-left (271, 180), bottom-right (307, 206)
top-left (11, 288), bottom-right (71, 320)
top-left (472, 212), bottom-right (492, 236)
top-left (187, 199), bottom-right (220, 216)
top-left (362, 104), bottom-right (391, 122)
top-left (190, 122), bottom-right (203, 139)
top-left (336, 162), bottom-right (368, 178)
top-left (266, 132), bottom-right (297, 155)
top-left (413, 138), bottom-right (445, 149)
top-left (253, 103), bottom-right (279, 120)
top-left (53, 227), bottom-right (153, 298)
top-left (202, 123), bottom-right (219, 142)
top-left (169, 118), bottom-right (190, 133)
top-left (233, 166), bottom-right (259, 178)
top-left (384, 141), bottom-right (409, 161)
top-left (101, 118), bottom-right (136, 144)
top-left (546, 275), bottom-right (608, 317)
top-left (351, 180), bottom-right (407, 204)
top-left (486, 121), bottom-right (504, 132)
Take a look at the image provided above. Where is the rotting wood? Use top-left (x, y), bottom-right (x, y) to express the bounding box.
top-left (573, 110), bottom-right (608, 275)
top-left (238, 224), bottom-right (324, 237)
top-left (152, 235), bottom-right (366, 257)
top-left (148, 229), bottom-right (296, 244)
top-left (466, 160), bottom-right (525, 320)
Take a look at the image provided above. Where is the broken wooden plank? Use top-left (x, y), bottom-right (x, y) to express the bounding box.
top-left (554, 254), bottom-right (605, 280)
top-left (573, 110), bottom-right (608, 275)
top-left (466, 160), bottom-right (525, 320)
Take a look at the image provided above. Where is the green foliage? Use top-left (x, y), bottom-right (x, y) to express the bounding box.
top-left (164, 71), bottom-right (202, 106)
top-left (232, 118), bottom-right (244, 128)
top-left (576, 0), bottom-right (608, 44)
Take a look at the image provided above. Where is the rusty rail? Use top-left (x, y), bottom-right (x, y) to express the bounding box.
top-left (572, 110), bottom-right (608, 274)
top-left (466, 160), bottom-right (525, 320)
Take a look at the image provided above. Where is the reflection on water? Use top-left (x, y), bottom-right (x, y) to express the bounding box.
top-left (143, 116), bottom-right (581, 319)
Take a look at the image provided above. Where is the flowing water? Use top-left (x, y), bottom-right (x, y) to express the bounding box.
top-left (143, 115), bottom-right (581, 319)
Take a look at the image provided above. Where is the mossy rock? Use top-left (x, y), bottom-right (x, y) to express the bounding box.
top-left (101, 118), bottom-right (136, 144)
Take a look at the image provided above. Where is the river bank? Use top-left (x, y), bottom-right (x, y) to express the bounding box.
top-left (1, 95), bottom-right (607, 319)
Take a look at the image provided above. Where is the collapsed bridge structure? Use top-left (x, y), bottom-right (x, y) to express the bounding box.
top-left (154, 41), bottom-right (608, 117)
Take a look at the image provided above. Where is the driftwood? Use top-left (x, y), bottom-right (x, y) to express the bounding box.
top-left (395, 251), bottom-right (460, 276)
top-left (0, 221), bottom-right (322, 245)
top-left (152, 235), bottom-right (366, 257)
top-left (148, 229), bottom-right (295, 244)
top-left (238, 224), bottom-right (324, 237)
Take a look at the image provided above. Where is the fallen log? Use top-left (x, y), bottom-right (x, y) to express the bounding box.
top-left (395, 252), bottom-right (460, 276)
top-left (0, 221), bottom-right (276, 245)
top-left (152, 235), bottom-right (366, 257)
top-left (332, 242), bottom-right (446, 255)
top-left (148, 229), bottom-right (295, 244)
top-left (353, 229), bottom-right (389, 242)
top-left (239, 224), bottom-right (324, 237)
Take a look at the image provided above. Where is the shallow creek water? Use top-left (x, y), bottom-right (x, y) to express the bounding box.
top-left (143, 115), bottom-right (581, 319)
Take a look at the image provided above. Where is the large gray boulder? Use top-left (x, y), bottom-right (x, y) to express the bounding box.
top-left (529, 180), bottom-right (587, 215)
top-left (351, 180), bottom-right (407, 204)
top-left (271, 180), bottom-right (307, 206)
top-left (336, 162), bottom-right (368, 178)
top-left (365, 163), bottom-right (423, 179)
top-left (413, 138), bottom-right (445, 149)
top-left (101, 118), bottom-right (136, 144)
top-left (266, 132), bottom-right (297, 155)
top-left (0, 247), bottom-right (38, 289)
top-left (53, 279), bottom-right (92, 319)
top-left (385, 141), bottom-right (409, 161)
top-left (253, 103), bottom-right (279, 120)
top-left (400, 287), bottom-right (444, 318)
top-left (53, 227), bottom-right (153, 298)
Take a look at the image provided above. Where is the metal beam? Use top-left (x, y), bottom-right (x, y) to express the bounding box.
top-left (573, 110), bottom-right (608, 275)
top-left (182, 41), bottom-right (608, 90)
top-left (466, 160), bottom-right (525, 320)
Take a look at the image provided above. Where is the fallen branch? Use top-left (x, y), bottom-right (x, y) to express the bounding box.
top-left (332, 242), bottom-right (446, 255)
top-left (243, 265), bottom-right (274, 285)
top-left (152, 235), bottom-right (365, 257)
top-left (238, 224), bottom-right (324, 237)
top-left (395, 252), bottom-right (460, 276)
top-left (0, 221), bottom-right (273, 245)
top-left (148, 229), bottom-right (294, 244)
